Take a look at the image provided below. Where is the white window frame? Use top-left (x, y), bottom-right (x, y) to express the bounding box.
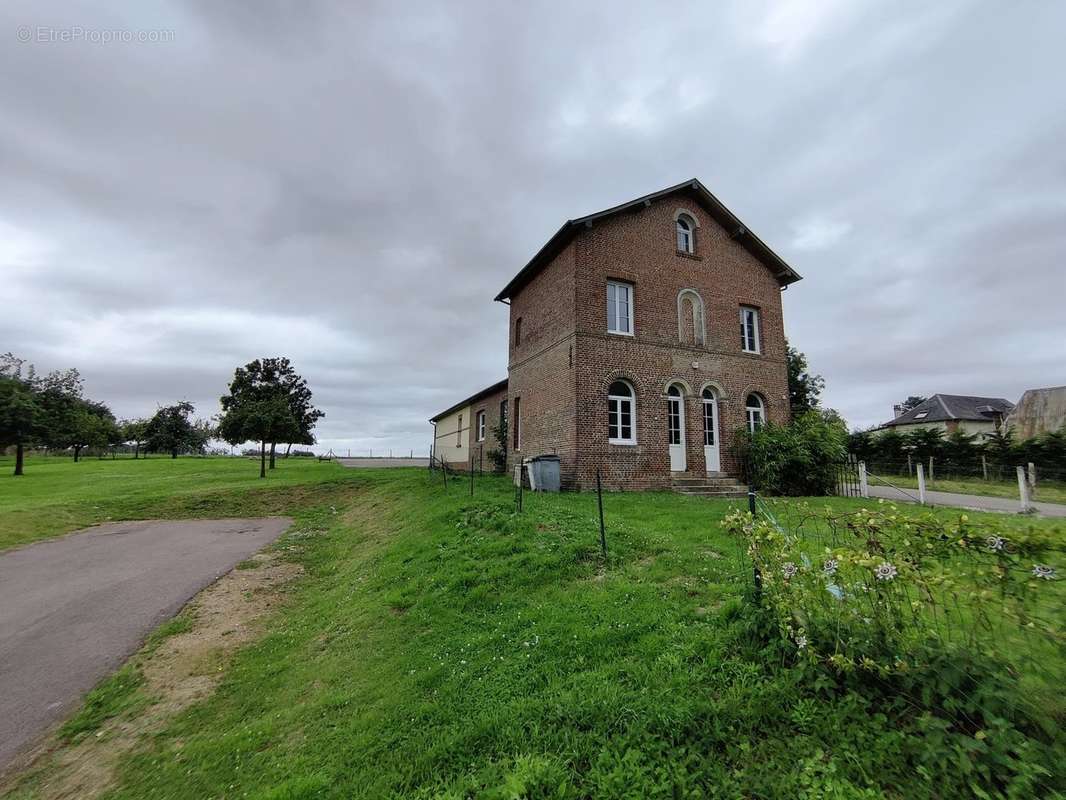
top-left (740, 306), bottom-right (761, 354)
top-left (676, 215), bottom-right (695, 253)
top-left (607, 381), bottom-right (636, 445)
top-left (476, 410), bottom-right (486, 442)
top-left (607, 281), bottom-right (634, 336)
top-left (745, 394), bottom-right (765, 434)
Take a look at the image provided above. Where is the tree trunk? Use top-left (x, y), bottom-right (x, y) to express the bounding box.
top-left (259, 441), bottom-right (266, 478)
top-left (171, 449), bottom-right (178, 459)
top-left (134, 443), bottom-right (139, 459)
top-left (269, 442), bottom-right (276, 470)
top-left (73, 446), bottom-right (81, 463)
top-left (284, 442), bottom-right (293, 459)
top-left (14, 443), bottom-right (24, 476)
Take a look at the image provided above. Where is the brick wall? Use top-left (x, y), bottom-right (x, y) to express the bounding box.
top-left (506, 191), bottom-right (791, 490)
top-left (505, 243), bottom-right (579, 483)
top-left (466, 384), bottom-right (510, 472)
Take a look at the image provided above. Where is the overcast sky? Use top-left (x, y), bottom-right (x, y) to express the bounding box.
top-left (3, 0), bottom-right (1064, 454)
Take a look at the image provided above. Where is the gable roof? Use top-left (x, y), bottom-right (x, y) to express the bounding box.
top-left (493, 178), bottom-right (803, 302)
top-left (429, 378), bottom-right (508, 423)
top-left (884, 394), bottom-right (1014, 427)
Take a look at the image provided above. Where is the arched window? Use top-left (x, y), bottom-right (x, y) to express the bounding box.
top-left (745, 393), bottom-right (765, 433)
top-left (702, 387), bottom-right (718, 446)
top-left (608, 380), bottom-right (636, 444)
top-left (666, 384), bottom-right (683, 445)
top-left (676, 214), bottom-right (695, 253)
top-left (677, 289), bottom-right (705, 346)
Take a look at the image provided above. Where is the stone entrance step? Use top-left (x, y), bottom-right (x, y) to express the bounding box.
top-left (670, 474), bottom-right (747, 498)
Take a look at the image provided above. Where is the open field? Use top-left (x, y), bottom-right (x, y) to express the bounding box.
top-left (0, 455), bottom-right (349, 552)
top-left (2, 460), bottom-right (1064, 798)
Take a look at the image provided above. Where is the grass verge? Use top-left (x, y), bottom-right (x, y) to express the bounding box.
top-left (11, 469), bottom-right (1057, 799)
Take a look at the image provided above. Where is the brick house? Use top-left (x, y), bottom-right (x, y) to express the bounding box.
top-left (431, 179), bottom-right (802, 490)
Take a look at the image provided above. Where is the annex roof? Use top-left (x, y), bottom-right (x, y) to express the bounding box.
top-left (429, 378), bottom-right (508, 423)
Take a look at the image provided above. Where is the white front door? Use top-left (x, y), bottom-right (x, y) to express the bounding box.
top-left (702, 391), bottom-right (721, 473)
top-left (667, 388), bottom-right (686, 471)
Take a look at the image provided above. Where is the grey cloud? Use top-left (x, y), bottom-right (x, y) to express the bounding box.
top-left (2, 0), bottom-right (1064, 453)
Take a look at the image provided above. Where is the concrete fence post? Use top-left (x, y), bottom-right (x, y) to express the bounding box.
top-left (981, 455), bottom-right (988, 481)
top-left (916, 463), bottom-right (927, 505)
top-left (858, 461), bottom-right (869, 498)
top-left (928, 456), bottom-right (934, 482)
top-left (1028, 462), bottom-right (1037, 492)
top-left (1017, 466), bottom-right (1033, 513)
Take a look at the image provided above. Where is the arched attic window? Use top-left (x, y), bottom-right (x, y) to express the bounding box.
top-left (676, 214), bottom-right (696, 253)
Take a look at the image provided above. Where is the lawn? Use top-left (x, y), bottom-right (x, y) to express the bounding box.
top-left (4, 459), bottom-right (1063, 799)
top-left (0, 454), bottom-right (351, 551)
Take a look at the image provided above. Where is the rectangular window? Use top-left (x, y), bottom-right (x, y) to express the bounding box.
top-left (607, 281), bottom-right (634, 335)
top-left (512, 398), bottom-right (521, 450)
top-left (514, 317), bottom-right (522, 347)
top-left (456, 414), bottom-right (463, 447)
top-left (476, 410), bottom-right (486, 442)
top-left (740, 306), bottom-right (761, 353)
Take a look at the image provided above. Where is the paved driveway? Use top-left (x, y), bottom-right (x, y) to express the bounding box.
top-left (867, 485), bottom-right (1066, 517)
top-left (0, 517), bottom-right (291, 771)
top-left (337, 457), bottom-right (430, 468)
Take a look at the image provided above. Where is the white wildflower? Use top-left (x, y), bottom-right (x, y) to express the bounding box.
top-left (822, 558), bottom-right (839, 576)
top-left (874, 562), bottom-right (898, 581)
top-left (781, 562), bottom-right (798, 579)
top-left (795, 634), bottom-right (808, 649)
top-left (986, 536), bottom-right (1006, 552)
top-left (1032, 564), bottom-right (1056, 580)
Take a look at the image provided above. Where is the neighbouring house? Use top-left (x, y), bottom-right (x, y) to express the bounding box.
top-left (881, 394), bottom-right (1014, 440)
top-left (430, 178), bottom-right (802, 490)
top-left (1005, 386), bottom-right (1066, 439)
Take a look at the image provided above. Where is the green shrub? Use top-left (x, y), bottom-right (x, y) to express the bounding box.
top-left (735, 410), bottom-right (847, 496)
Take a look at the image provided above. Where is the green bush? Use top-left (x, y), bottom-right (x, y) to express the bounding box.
top-left (735, 410), bottom-right (847, 496)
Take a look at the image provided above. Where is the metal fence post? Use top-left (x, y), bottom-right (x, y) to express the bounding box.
top-left (916, 463), bottom-right (926, 504)
top-left (858, 461), bottom-right (869, 498)
top-left (469, 453), bottom-right (475, 496)
top-left (596, 469), bottom-right (607, 562)
top-left (1017, 466), bottom-right (1032, 513)
top-left (748, 484), bottom-right (762, 598)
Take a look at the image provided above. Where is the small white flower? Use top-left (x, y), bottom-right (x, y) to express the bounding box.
top-left (822, 559), bottom-right (839, 576)
top-left (874, 562), bottom-right (897, 581)
top-left (795, 634), bottom-right (808, 649)
top-left (986, 536), bottom-right (1006, 552)
top-left (1032, 564), bottom-right (1056, 580)
top-left (781, 562), bottom-right (798, 579)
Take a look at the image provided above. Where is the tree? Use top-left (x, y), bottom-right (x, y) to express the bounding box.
top-left (218, 395), bottom-right (297, 478)
top-left (0, 376), bottom-right (40, 476)
top-left (898, 396), bottom-right (927, 413)
top-left (486, 417), bottom-right (509, 472)
top-left (786, 343), bottom-right (824, 417)
top-left (121, 418), bottom-right (150, 458)
top-left (145, 402), bottom-right (199, 459)
top-left (218, 358), bottom-right (324, 471)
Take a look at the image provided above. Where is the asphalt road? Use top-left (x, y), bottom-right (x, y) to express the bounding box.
top-left (867, 485), bottom-right (1066, 517)
top-left (336, 457), bottom-right (430, 468)
top-left (0, 517), bottom-right (292, 771)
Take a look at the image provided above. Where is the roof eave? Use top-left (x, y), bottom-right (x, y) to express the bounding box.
top-left (493, 178), bottom-right (802, 302)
